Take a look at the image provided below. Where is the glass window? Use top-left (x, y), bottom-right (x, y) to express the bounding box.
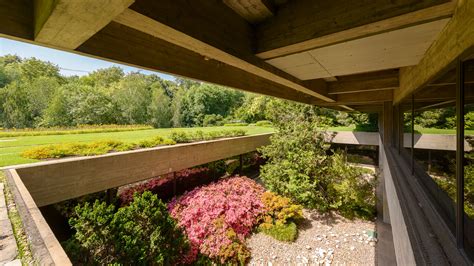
top-left (463, 59), bottom-right (474, 257)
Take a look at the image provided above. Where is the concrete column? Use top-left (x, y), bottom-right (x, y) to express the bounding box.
top-left (383, 101), bottom-right (393, 146)
top-left (378, 101), bottom-right (394, 224)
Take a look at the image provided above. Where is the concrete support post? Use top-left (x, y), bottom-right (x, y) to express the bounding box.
top-left (383, 101), bottom-right (393, 146)
top-left (379, 101), bottom-right (394, 224)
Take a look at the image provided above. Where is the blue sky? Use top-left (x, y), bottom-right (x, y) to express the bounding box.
top-left (0, 37), bottom-right (175, 80)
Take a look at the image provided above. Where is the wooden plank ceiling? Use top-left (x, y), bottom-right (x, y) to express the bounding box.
top-left (0, 0), bottom-right (469, 112)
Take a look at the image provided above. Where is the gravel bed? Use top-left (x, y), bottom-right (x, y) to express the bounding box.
top-left (247, 210), bottom-right (377, 265)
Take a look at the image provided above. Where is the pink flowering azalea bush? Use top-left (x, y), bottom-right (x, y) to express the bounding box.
top-left (119, 167), bottom-right (218, 206)
top-left (168, 176), bottom-right (266, 264)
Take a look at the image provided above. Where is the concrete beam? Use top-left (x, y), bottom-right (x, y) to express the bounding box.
top-left (34, 0), bottom-right (134, 49)
top-left (12, 134), bottom-right (271, 207)
top-left (115, 1), bottom-right (335, 101)
top-left (76, 22), bottom-right (317, 105)
top-left (395, 0), bottom-right (474, 104)
top-left (327, 70), bottom-right (399, 95)
top-left (223, 0), bottom-right (274, 24)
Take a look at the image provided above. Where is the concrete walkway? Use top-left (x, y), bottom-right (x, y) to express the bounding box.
top-left (0, 183), bottom-right (19, 265)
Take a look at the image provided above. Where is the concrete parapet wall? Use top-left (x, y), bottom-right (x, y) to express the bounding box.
top-left (10, 133), bottom-right (272, 207)
top-left (379, 140), bottom-right (417, 265)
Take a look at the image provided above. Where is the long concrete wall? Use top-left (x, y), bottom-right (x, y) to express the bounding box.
top-left (328, 131), bottom-right (470, 151)
top-left (12, 133), bottom-right (271, 207)
top-left (379, 138), bottom-right (417, 266)
top-left (4, 169), bottom-right (71, 265)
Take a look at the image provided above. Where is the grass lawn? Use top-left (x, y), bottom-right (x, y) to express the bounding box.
top-left (0, 126), bottom-right (274, 168)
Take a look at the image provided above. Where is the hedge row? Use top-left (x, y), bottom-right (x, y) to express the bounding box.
top-left (0, 124), bottom-right (152, 137)
top-left (21, 137), bottom-right (175, 159)
top-left (169, 129), bottom-right (246, 143)
top-left (21, 129), bottom-right (248, 160)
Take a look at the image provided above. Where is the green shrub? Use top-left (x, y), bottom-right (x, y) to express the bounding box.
top-left (259, 191), bottom-right (303, 242)
top-left (202, 114), bottom-right (224, 127)
top-left (169, 129), bottom-right (247, 143)
top-left (137, 136), bottom-right (176, 148)
top-left (259, 115), bottom-right (376, 219)
top-left (255, 120), bottom-right (273, 127)
top-left (224, 123), bottom-right (248, 126)
top-left (22, 136), bottom-right (175, 159)
top-left (260, 222), bottom-right (298, 242)
top-left (67, 192), bottom-right (189, 265)
top-left (326, 153), bottom-right (376, 219)
top-left (169, 131), bottom-right (191, 143)
top-left (226, 129), bottom-right (247, 137)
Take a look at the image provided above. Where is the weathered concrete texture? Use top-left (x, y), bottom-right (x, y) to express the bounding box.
top-left (0, 183), bottom-right (18, 264)
top-left (5, 170), bottom-right (71, 265)
top-left (379, 142), bottom-right (417, 266)
top-left (375, 219), bottom-right (397, 266)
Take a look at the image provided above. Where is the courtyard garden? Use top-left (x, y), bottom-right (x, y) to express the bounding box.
top-left (44, 111), bottom-right (377, 265)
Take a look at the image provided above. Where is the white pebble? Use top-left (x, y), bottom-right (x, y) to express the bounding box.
top-left (336, 244), bottom-right (340, 249)
top-left (306, 245), bottom-right (311, 250)
top-left (350, 246), bottom-right (355, 251)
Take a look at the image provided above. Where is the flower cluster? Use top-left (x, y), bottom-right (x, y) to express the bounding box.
top-left (168, 176), bottom-right (265, 264)
top-left (119, 167), bottom-right (218, 206)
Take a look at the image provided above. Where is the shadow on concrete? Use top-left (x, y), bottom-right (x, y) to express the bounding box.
top-left (375, 217), bottom-right (397, 266)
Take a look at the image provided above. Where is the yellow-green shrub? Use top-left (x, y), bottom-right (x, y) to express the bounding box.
top-left (22, 136), bottom-right (176, 160)
top-left (259, 191), bottom-right (303, 242)
top-left (169, 129), bottom-right (247, 143)
top-left (137, 136), bottom-right (176, 148)
top-left (260, 222), bottom-right (298, 242)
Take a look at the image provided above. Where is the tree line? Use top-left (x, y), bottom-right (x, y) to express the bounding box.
top-left (0, 55), bottom-right (376, 129)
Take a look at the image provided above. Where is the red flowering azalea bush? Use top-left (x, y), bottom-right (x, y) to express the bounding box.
top-left (119, 167), bottom-right (218, 206)
top-left (168, 176), bottom-right (265, 264)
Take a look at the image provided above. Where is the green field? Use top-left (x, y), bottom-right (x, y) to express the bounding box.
top-left (0, 126), bottom-right (274, 167)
